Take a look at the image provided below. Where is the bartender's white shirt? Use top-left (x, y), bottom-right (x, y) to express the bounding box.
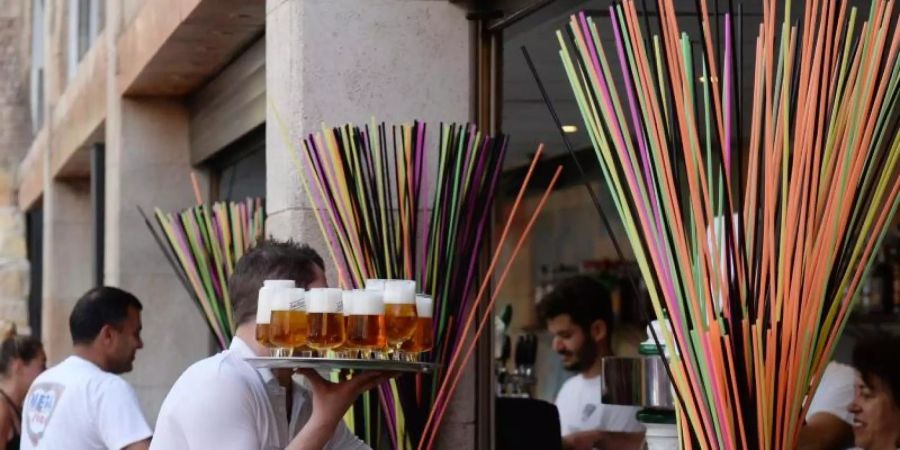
top-left (21, 355), bottom-right (152, 450)
top-left (151, 337), bottom-right (369, 450)
top-left (807, 361), bottom-right (855, 424)
top-left (555, 373), bottom-right (645, 436)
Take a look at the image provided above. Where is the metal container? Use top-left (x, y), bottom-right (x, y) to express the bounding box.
top-left (602, 356), bottom-right (675, 409)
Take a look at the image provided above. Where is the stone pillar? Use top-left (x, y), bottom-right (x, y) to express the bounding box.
top-left (0, 0), bottom-right (34, 335)
top-left (40, 178), bottom-right (91, 363)
top-left (265, 0), bottom-right (477, 447)
top-left (105, 0), bottom-right (210, 423)
top-left (0, 162), bottom-right (29, 334)
top-left (102, 96), bottom-right (213, 422)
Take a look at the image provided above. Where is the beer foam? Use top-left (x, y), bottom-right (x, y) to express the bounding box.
top-left (255, 293), bottom-right (274, 323)
top-left (308, 288), bottom-right (343, 313)
top-left (272, 289), bottom-right (293, 310)
top-left (353, 289), bottom-right (385, 315)
top-left (383, 280), bottom-right (416, 304)
top-left (365, 279), bottom-right (387, 290)
top-left (263, 279), bottom-right (296, 289)
top-left (256, 279), bottom-right (295, 323)
top-left (415, 295), bottom-right (434, 318)
top-left (342, 290), bottom-right (355, 316)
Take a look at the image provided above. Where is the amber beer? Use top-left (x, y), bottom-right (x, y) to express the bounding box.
top-left (269, 288), bottom-right (308, 350)
top-left (384, 280), bottom-right (417, 349)
top-left (402, 294), bottom-right (434, 354)
top-left (333, 291), bottom-right (355, 357)
top-left (255, 280), bottom-right (296, 348)
top-left (347, 289), bottom-right (387, 351)
top-left (307, 288), bottom-right (346, 351)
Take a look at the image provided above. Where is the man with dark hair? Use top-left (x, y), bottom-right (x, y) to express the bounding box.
top-left (153, 240), bottom-right (388, 450)
top-left (537, 275), bottom-right (644, 450)
top-left (21, 286), bottom-right (151, 450)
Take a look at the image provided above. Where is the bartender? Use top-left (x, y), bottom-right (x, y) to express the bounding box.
top-left (537, 275), bottom-right (645, 450)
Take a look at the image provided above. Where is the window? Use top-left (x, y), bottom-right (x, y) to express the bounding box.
top-left (30, 0), bottom-right (44, 131)
top-left (67, 0), bottom-right (102, 80)
top-left (26, 204), bottom-right (43, 338)
top-left (208, 126), bottom-right (266, 202)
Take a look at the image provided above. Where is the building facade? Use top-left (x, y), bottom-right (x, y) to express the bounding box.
top-left (7, 0), bottom-right (491, 447)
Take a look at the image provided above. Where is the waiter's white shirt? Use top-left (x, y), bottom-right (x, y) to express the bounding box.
top-left (555, 373), bottom-right (645, 437)
top-left (151, 337), bottom-right (369, 450)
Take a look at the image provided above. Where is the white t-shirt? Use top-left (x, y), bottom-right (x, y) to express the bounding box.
top-left (151, 337), bottom-right (368, 450)
top-left (807, 361), bottom-right (856, 424)
top-left (21, 355), bottom-right (152, 450)
top-left (555, 373), bottom-right (645, 436)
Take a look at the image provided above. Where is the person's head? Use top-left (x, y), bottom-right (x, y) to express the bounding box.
top-left (69, 287), bottom-right (144, 374)
top-left (849, 335), bottom-right (900, 450)
top-left (229, 239), bottom-right (326, 327)
top-left (537, 275), bottom-right (614, 373)
top-left (0, 325), bottom-right (45, 395)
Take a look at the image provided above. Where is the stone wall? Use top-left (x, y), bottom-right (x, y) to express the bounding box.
top-left (0, 0), bottom-right (34, 333)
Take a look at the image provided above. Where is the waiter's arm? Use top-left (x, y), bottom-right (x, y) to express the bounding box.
top-left (288, 370), bottom-right (393, 450)
top-left (562, 430), bottom-right (644, 450)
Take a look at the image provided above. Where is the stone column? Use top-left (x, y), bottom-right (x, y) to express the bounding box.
top-left (104, 0), bottom-right (211, 422)
top-left (40, 178), bottom-right (91, 363)
top-left (0, 0), bottom-right (33, 334)
top-left (266, 0), bottom-right (478, 447)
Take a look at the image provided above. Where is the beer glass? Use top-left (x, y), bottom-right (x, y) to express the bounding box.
top-left (307, 288), bottom-right (346, 355)
top-left (384, 280), bottom-right (417, 356)
top-left (347, 289), bottom-right (387, 358)
top-left (255, 280), bottom-right (295, 350)
top-left (269, 288), bottom-right (308, 357)
top-left (401, 294), bottom-right (434, 361)
top-left (332, 290), bottom-right (355, 359)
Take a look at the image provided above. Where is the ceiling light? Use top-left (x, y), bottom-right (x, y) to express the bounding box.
top-left (561, 125), bottom-right (578, 133)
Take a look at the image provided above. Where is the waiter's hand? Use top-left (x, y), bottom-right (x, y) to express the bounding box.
top-left (300, 369), bottom-right (396, 423)
top-left (562, 430), bottom-right (602, 450)
top-left (563, 430), bottom-right (644, 450)
top-left (289, 369), bottom-right (396, 450)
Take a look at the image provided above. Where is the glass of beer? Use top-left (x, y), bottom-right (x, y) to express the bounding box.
top-left (384, 280), bottom-right (417, 357)
top-left (269, 288), bottom-right (308, 357)
top-left (332, 290), bottom-right (355, 359)
top-left (401, 294), bottom-right (434, 361)
top-left (347, 289), bottom-right (387, 359)
top-left (256, 280), bottom-right (296, 350)
top-left (306, 288), bottom-right (346, 356)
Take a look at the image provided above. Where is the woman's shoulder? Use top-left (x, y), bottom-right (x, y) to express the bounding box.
top-left (0, 402), bottom-right (11, 431)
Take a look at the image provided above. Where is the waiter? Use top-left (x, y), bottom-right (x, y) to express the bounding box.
top-left (152, 240), bottom-right (389, 449)
top-left (538, 275), bottom-right (645, 450)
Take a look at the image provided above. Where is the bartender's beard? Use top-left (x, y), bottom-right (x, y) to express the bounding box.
top-left (560, 342), bottom-right (599, 373)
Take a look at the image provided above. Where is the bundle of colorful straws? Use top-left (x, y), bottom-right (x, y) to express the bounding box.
top-left (556, 0), bottom-right (900, 448)
top-left (142, 198), bottom-right (265, 349)
top-left (271, 105), bottom-right (561, 448)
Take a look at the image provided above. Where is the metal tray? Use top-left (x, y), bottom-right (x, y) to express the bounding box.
top-left (245, 357), bottom-right (438, 373)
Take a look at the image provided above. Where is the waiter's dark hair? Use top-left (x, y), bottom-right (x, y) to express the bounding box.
top-left (70, 286), bottom-right (143, 345)
top-left (229, 239), bottom-right (325, 326)
top-left (853, 334), bottom-right (900, 405)
top-left (537, 275), bottom-right (614, 336)
top-left (0, 324), bottom-right (42, 376)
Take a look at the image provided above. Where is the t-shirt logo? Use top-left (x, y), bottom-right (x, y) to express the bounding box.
top-left (25, 382), bottom-right (65, 446)
top-left (581, 404), bottom-right (597, 422)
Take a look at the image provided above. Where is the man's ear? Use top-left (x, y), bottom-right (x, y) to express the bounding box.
top-left (590, 320), bottom-right (608, 343)
top-left (98, 324), bottom-right (116, 345)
